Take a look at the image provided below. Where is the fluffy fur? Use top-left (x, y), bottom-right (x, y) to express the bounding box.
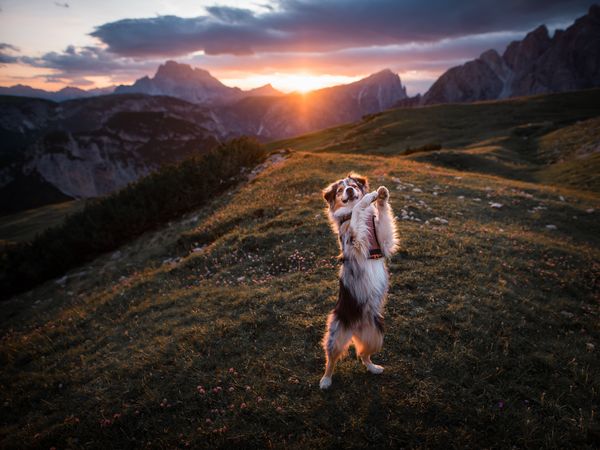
top-left (320, 173), bottom-right (398, 389)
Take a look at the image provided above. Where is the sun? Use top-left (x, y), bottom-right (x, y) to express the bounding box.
top-left (286, 73), bottom-right (327, 93)
top-left (220, 72), bottom-right (364, 94)
top-left (278, 73), bottom-right (365, 93)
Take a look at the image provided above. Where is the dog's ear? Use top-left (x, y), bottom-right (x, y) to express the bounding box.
top-left (322, 182), bottom-right (338, 206)
top-left (348, 172), bottom-right (369, 193)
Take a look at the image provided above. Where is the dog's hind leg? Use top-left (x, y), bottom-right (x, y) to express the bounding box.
top-left (353, 318), bottom-right (384, 375)
top-left (320, 313), bottom-right (352, 389)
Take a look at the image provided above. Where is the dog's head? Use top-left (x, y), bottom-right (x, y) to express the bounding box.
top-left (322, 172), bottom-right (369, 214)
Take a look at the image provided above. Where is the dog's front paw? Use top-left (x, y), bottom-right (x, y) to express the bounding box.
top-left (377, 186), bottom-right (389, 203)
top-left (319, 376), bottom-right (332, 389)
top-left (366, 363), bottom-right (384, 374)
top-left (358, 191), bottom-right (378, 209)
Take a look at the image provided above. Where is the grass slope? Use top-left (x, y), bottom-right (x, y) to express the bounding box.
top-left (269, 89), bottom-right (600, 192)
top-left (0, 201), bottom-right (82, 246)
top-left (1, 150), bottom-right (598, 448)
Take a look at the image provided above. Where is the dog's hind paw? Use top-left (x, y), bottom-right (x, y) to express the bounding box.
top-left (319, 376), bottom-right (332, 389)
top-left (366, 363), bottom-right (384, 374)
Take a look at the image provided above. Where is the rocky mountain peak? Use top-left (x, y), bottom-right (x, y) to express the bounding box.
top-left (365, 68), bottom-right (396, 82)
top-left (247, 83), bottom-right (283, 96)
top-left (423, 6), bottom-right (600, 105)
top-left (154, 61), bottom-right (220, 85)
top-left (479, 49), bottom-right (502, 66)
top-left (503, 24), bottom-right (552, 70)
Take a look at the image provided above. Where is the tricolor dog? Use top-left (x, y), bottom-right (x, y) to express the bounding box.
top-left (320, 173), bottom-right (398, 389)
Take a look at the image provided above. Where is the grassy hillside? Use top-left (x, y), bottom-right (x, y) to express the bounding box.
top-left (0, 201), bottom-right (82, 246)
top-left (1, 148), bottom-right (598, 448)
top-left (269, 89), bottom-right (600, 192)
top-left (0, 137), bottom-right (267, 299)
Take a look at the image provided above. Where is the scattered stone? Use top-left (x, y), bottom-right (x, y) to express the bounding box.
top-left (545, 224), bottom-right (557, 230)
top-left (412, 188), bottom-right (422, 193)
top-left (586, 342), bottom-right (595, 352)
top-left (489, 202), bottom-right (503, 209)
top-left (586, 208), bottom-right (595, 213)
top-left (559, 196), bottom-right (565, 202)
top-left (55, 275), bottom-right (68, 286)
top-left (191, 246), bottom-right (206, 253)
top-left (111, 251), bottom-right (122, 260)
top-left (458, 195), bottom-right (465, 200)
top-left (237, 276), bottom-right (245, 282)
top-left (432, 217), bottom-right (449, 225)
top-left (473, 198), bottom-right (482, 202)
top-left (560, 311), bottom-right (574, 319)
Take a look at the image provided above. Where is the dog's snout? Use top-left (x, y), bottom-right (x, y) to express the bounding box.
top-left (345, 187), bottom-right (353, 194)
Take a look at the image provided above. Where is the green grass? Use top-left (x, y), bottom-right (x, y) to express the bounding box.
top-left (1, 149), bottom-right (598, 448)
top-left (269, 89), bottom-right (600, 192)
top-left (0, 201), bottom-right (82, 246)
top-left (536, 117), bottom-right (600, 192)
top-left (0, 137), bottom-right (267, 300)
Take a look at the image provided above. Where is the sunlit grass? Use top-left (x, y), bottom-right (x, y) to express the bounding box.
top-left (1, 149), bottom-right (598, 448)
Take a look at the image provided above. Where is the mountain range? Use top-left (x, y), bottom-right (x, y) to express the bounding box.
top-left (114, 60), bottom-right (283, 104)
top-left (2, 5), bottom-right (598, 108)
top-left (0, 95), bottom-right (220, 213)
top-left (0, 68), bottom-right (407, 213)
top-left (0, 84), bottom-right (115, 102)
top-left (422, 4), bottom-right (600, 104)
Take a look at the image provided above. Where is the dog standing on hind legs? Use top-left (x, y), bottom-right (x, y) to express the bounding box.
top-left (320, 173), bottom-right (398, 389)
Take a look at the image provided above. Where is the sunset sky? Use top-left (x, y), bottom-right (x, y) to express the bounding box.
top-left (0, 0), bottom-right (593, 94)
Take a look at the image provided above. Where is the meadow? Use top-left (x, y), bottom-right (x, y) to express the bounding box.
top-left (0, 91), bottom-right (599, 448)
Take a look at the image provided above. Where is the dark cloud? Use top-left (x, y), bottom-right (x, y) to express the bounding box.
top-left (0, 43), bottom-right (19, 52)
top-left (54, 2), bottom-right (70, 8)
top-left (22, 45), bottom-right (152, 73)
top-left (190, 30), bottom-right (524, 75)
top-left (90, 0), bottom-right (593, 57)
top-left (0, 43), bottom-right (19, 64)
top-left (206, 6), bottom-right (256, 23)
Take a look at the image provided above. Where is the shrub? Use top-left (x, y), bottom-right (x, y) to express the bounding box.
top-left (404, 143), bottom-right (442, 155)
top-left (0, 136), bottom-right (267, 299)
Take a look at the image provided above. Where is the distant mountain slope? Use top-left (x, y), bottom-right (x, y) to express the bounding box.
top-left (0, 69), bottom-right (409, 212)
top-left (269, 88), bottom-right (600, 192)
top-left (115, 61), bottom-right (283, 105)
top-left (423, 5), bottom-right (600, 104)
top-left (216, 69), bottom-right (408, 140)
top-left (0, 84), bottom-right (114, 102)
top-left (0, 94), bottom-right (222, 213)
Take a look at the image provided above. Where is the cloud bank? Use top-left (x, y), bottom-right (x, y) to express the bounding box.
top-left (90, 0), bottom-right (592, 57)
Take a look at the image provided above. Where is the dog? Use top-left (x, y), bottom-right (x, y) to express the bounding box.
top-left (320, 173), bottom-right (398, 389)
